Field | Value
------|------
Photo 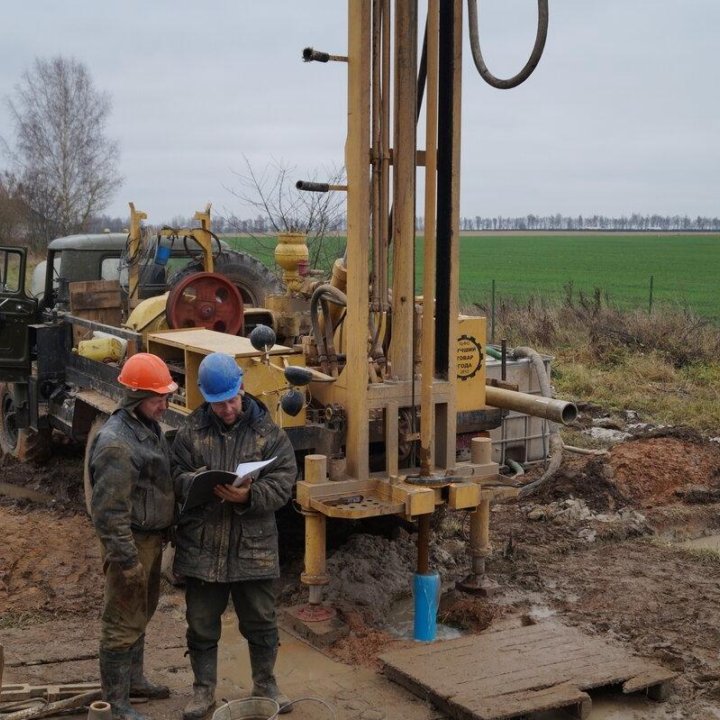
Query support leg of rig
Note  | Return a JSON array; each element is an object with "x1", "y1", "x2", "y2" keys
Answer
[
  {"x1": 297, "y1": 455, "x2": 334, "y2": 622},
  {"x1": 457, "y1": 437, "x2": 498, "y2": 595}
]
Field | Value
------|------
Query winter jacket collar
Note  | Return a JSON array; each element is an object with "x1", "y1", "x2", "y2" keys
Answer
[{"x1": 112, "y1": 407, "x2": 162, "y2": 443}]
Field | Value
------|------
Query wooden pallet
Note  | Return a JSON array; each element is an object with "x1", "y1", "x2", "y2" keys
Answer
[
  {"x1": 0, "y1": 683, "x2": 100, "y2": 703},
  {"x1": 380, "y1": 621, "x2": 675, "y2": 720}
]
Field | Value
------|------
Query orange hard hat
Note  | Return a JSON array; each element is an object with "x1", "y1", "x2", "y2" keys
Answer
[{"x1": 118, "y1": 353, "x2": 178, "y2": 394}]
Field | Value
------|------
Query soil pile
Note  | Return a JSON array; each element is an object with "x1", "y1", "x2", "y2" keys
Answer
[
  {"x1": 0, "y1": 444, "x2": 85, "y2": 508},
  {"x1": 529, "y1": 433, "x2": 720, "y2": 511},
  {"x1": 610, "y1": 435, "x2": 720, "y2": 507}
]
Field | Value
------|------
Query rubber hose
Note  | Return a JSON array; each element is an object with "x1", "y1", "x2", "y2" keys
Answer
[{"x1": 511, "y1": 346, "x2": 562, "y2": 498}]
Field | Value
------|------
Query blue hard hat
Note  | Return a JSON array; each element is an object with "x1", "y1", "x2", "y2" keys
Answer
[{"x1": 198, "y1": 353, "x2": 244, "y2": 403}]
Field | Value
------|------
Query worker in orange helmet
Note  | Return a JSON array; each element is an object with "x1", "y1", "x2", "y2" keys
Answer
[{"x1": 88, "y1": 352, "x2": 178, "y2": 720}]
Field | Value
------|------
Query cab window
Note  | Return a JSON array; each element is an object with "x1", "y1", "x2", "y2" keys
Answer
[{"x1": 0, "y1": 249, "x2": 22, "y2": 294}]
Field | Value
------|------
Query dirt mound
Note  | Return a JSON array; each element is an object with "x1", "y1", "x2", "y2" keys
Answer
[
  {"x1": 0, "y1": 505, "x2": 103, "y2": 619},
  {"x1": 0, "y1": 444, "x2": 85, "y2": 511},
  {"x1": 528, "y1": 435, "x2": 720, "y2": 512},
  {"x1": 610, "y1": 436, "x2": 720, "y2": 507},
  {"x1": 438, "y1": 591, "x2": 502, "y2": 633},
  {"x1": 330, "y1": 608, "x2": 408, "y2": 670},
  {"x1": 529, "y1": 454, "x2": 630, "y2": 511}
]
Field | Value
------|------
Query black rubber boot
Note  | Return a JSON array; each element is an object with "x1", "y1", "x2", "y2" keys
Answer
[
  {"x1": 248, "y1": 644, "x2": 292, "y2": 714},
  {"x1": 182, "y1": 647, "x2": 217, "y2": 720},
  {"x1": 99, "y1": 647, "x2": 147, "y2": 720},
  {"x1": 129, "y1": 635, "x2": 170, "y2": 699}
]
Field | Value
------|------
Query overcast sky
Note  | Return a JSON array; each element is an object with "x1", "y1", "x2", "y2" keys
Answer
[{"x1": 2, "y1": 2, "x2": 718, "y2": 223}]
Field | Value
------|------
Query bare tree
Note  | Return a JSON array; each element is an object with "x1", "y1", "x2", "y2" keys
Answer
[
  {"x1": 227, "y1": 157, "x2": 346, "y2": 270},
  {"x1": 2, "y1": 56, "x2": 122, "y2": 247},
  {"x1": 0, "y1": 172, "x2": 29, "y2": 244}
]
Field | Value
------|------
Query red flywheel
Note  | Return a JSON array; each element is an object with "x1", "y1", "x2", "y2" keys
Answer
[{"x1": 166, "y1": 272, "x2": 244, "y2": 335}]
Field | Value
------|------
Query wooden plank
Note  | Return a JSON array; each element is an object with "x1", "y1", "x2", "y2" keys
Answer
[
  {"x1": 69, "y1": 280, "x2": 121, "y2": 311},
  {"x1": 69, "y1": 280, "x2": 123, "y2": 345},
  {"x1": 455, "y1": 684, "x2": 591, "y2": 720},
  {"x1": 148, "y1": 328, "x2": 291, "y2": 356},
  {"x1": 380, "y1": 621, "x2": 675, "y2": 720},
  {"x1": 0, "y1": 683, "x2": 100, "y2": 702}
]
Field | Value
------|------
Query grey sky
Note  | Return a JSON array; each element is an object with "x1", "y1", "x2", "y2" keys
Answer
[{"x1": 2, "y1": 2, "x2": 718, "y2": 223}]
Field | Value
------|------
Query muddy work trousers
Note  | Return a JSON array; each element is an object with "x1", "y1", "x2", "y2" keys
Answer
[
  {"x1": 101, "y1": 531, "x2": 164, "y2": 652},
  {"x1": 185, "y1": 577, "x2": 278, "y2": 653}
]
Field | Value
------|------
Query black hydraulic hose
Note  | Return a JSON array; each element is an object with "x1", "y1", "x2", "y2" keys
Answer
[
  {"x1": 467, "y1": 0, "x2": 549, "y2": 89},
  {"x1": 310, "y1": 284, "x2": 347, "y2": 375},
  {"x1": 417, "y1": 17, "x2": 428, "y2": 122}
]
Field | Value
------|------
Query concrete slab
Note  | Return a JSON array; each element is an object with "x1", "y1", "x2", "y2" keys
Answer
[{"x1": 281, "y1": 605, "x2": 349, "y2": 648}]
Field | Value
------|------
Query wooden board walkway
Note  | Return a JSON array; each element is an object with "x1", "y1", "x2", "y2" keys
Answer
[{"x1": 380, "y1": 621, "x2": 675, "y2": 719}]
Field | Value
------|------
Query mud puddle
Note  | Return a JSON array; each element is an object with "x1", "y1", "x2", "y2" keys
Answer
[{"x1": 383, "y1": 596, "x2": 463, "y2": 641}]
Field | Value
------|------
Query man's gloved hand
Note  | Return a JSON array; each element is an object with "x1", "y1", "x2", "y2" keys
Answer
[{"x1": 118, "y1": 561, "x2": 145, "y2": 588}]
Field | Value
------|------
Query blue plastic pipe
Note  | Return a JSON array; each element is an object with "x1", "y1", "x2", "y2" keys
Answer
[{"x1": 413, "y1": 572, "x2": 440, "y2": 642}]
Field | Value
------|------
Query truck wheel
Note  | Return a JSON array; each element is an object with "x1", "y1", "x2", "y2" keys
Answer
[
  {"x1": 169, "y1": 251, "x2": 284, "y2": 307},
  {"x1": 83, "y1": 414, "x2": 109, "y2": 515},
  {"x1": 0, "y1": 382, "x2": 51, "y2": 462}
]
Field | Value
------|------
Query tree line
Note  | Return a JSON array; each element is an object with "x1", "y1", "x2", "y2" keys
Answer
[{"x1": 456, "y1": 213, "x2": 720, "y2": 232}]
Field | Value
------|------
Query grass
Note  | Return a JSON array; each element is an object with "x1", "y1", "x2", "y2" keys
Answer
[
  {"x1": 223, "y1": 233, "x2": 720, "y2": 321},
  {"x1": 489, "y1": 297, "x2": 720, "y2": 435},
  {"x1": 455, "y1": 233, "x2": 720, "y2": 320}
]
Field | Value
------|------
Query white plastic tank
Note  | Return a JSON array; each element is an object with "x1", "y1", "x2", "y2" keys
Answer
[{"x1": 485, "y1": 354, "x2": 553, "y2": 466}]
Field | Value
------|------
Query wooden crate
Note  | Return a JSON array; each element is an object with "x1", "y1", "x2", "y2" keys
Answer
[{"x1": 69, "y1": 280, "x2": 122, "y2": 345}]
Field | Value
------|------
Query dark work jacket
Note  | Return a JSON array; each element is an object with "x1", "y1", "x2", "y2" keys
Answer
[
  {"x1": 89, "y1": 408, "x2": 175, "y2": 566},
  {"x1": 171, "y1": 395, "x2": 297, "y2": 583}
]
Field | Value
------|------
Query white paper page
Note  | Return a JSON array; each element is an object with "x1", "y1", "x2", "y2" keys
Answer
[{"x1": 233, "y1": 457, "x2": 276, "y2": 485}]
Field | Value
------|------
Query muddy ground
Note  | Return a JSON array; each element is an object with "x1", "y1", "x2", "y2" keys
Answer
[{"x1": 2, "y1": 426, "x2": 720, "y2": 718}]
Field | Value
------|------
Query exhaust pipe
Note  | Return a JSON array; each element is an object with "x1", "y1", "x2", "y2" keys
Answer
[{"x1": 485, "y1": 385, "x2": 577, "y2": 425}]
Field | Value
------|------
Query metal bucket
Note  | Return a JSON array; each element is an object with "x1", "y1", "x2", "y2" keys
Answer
[{"x1": 211, "y1": 697, "x2": 280, "y2": 720}]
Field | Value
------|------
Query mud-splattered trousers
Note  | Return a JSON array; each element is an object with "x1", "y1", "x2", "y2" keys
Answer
[
  {"x1": 171, "y1": 396, "x2": 297, "y2": 653},
  {"x1": 90, "y1": 408, "x2": 175, "y2": 651}
]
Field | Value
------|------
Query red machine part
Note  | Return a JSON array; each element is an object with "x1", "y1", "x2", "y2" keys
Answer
[{"x1": 166, "y1": 272, "x2": 244, "y2": 335}]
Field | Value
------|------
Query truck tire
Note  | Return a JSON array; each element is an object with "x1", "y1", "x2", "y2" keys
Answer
[
  {"x1": 83, "y1": 414, "x2": 108, "y2": 515},
  {"x1": 0, "y1": 382, "x2": 51, "y2": 462},
  {"x1": 169, "y1": 251, "x2": 284, "y2": 307}
]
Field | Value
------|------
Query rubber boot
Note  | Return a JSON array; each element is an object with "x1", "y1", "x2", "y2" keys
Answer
[
  {"x1": 248, "y1": 644, "x2": 292, "y2": 715},
  {"x1": 99, "y1": 647, "x2": 147, "y2": 720},
  {"x1": 129, "y1": 635, "x2": 170, "y2": 699},
  {"x1": 182, "y1": 648, "x2": 217, "y2": 720}
]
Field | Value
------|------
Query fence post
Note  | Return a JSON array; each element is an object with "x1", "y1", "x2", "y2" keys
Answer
[
  {"x1": 648, "y1": 275, "x2": 654, "y2": 314},
  {"x1": 491, "y1": 279, "x2": 496, "y2": 344}
]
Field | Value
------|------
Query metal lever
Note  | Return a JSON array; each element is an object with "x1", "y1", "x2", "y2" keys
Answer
[
  {"x1": 302, "y1": 47, "x2": 348, "y2": 63},
  {"x1": 295, "y1": 180, "x2": 347, "y2": 193}
]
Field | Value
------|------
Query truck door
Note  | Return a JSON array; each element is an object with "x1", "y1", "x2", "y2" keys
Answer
[{"x1": 0, "y1": 247, "x2": 38, "y2": 381}]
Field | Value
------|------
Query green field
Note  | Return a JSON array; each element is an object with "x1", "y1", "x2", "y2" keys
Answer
[{"x1": 224, "y1": 233, "x2": 720, "y2": 320}]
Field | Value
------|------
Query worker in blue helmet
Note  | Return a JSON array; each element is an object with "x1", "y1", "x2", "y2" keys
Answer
[{"x1": 171, "y1": 353, "x2": 297, "y2": 717}]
